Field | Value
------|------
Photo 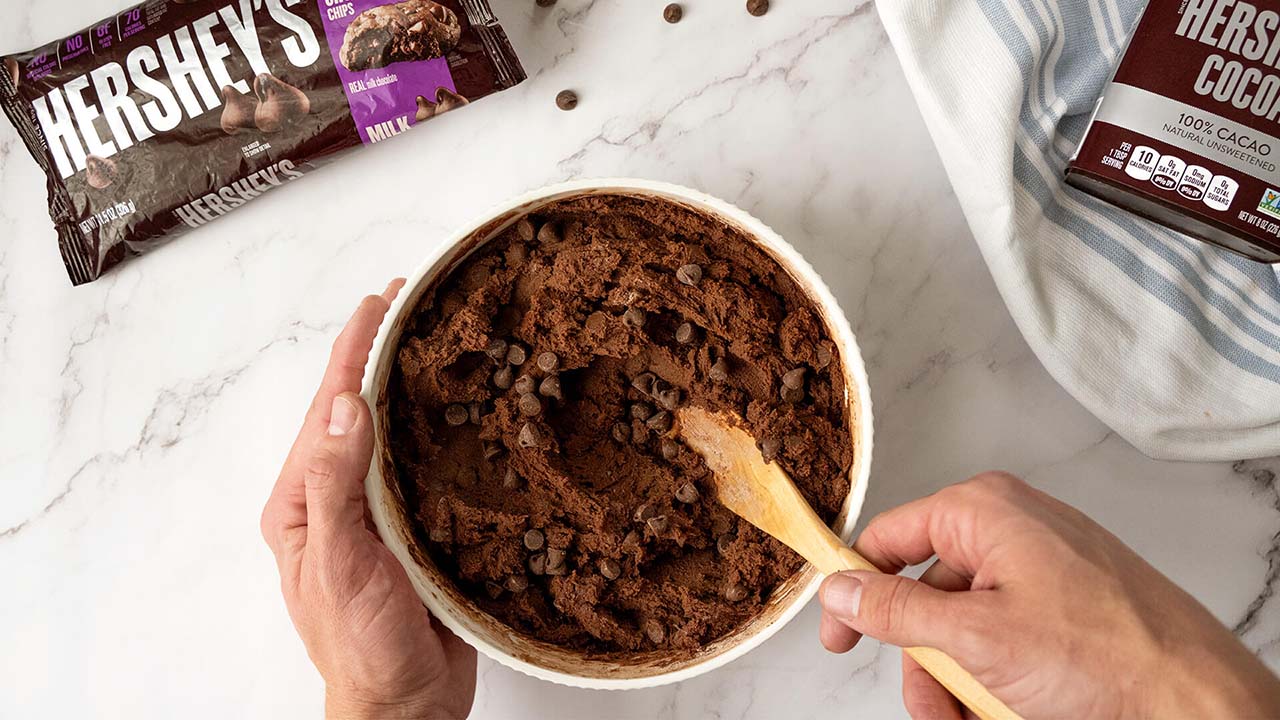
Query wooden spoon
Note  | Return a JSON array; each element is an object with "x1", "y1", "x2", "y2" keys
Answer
[{"x1": 677, "y1": 406, "x2": 1021, "y2": 720}]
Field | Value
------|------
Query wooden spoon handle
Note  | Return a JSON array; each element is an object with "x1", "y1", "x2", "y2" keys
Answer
[{"x1": 814, "y1": 535, "x2": 1022, "y2": 720}]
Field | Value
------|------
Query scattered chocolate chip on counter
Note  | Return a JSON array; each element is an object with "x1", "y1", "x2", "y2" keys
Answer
[
  {"x1": 664, "y1": 3, "x2": 683, "y2": 23},
  {"x1": 746, "y1": 0, "x2": 769, "y2": 16},
  {"x1": 555, "y1": 89, "x2": 578, "y2": 111}
]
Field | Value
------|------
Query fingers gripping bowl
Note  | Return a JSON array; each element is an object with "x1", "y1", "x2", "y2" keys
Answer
[{"x1": 360, "y1": 179, "x2": 874, "y2": 688}]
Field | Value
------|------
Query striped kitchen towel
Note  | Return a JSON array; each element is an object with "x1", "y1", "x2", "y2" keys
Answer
[{"x1": 875, "y1": 0, "x2": 1280, "y2": 460}]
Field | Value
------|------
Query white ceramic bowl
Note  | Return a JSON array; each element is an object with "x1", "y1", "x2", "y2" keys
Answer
[{"x1": 360, "y1": 178, "x2": 874, "y2": 689}]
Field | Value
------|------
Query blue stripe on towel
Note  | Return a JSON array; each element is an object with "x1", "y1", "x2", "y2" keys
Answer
[{"x1": 1015, "y1": 143, "x2": 1280, "y2": 382}]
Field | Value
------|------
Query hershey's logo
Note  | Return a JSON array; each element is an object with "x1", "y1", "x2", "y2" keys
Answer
[
  {"x1": 34, "y1": 0, "x2": 320, "y2": 181},
  {"x1": 174, "y1": 158, "x2": 305, "y2": 227},
  {"x1": 1176, "y1": 0, "x2": 1280, "y2": 121}
]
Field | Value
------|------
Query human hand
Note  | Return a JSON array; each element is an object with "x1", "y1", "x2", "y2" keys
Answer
[
  {"x1": 261, "y1": 281, "x2": 477, "y2": 720},
  {"x1": 818, "y1": 472, "x2": 1280, "y2": 719}
]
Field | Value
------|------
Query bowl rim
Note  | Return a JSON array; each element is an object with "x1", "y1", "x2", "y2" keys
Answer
[{"x1": 360, "y1": 177, "x2": 874, "y2": 689}]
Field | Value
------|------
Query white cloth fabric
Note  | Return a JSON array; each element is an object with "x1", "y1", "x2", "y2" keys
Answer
[{"x1": 875, "y1": 0, "x2": 1280, "y2": 460}]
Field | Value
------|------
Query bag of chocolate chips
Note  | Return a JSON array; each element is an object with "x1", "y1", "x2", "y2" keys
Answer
[{"x1": 0, "y1": 0, "x2": 525, "y2": 285}]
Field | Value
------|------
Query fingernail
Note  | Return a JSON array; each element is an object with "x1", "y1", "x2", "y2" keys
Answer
[
  {"x1": 823, "y1": 573, "x2": 862, "y2": 620},
  {"x1": 329, "y1": 395, "x2": 358, "y2": 436}
]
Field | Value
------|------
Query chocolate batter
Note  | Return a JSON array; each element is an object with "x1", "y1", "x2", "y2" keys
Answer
[{"x1": 388, "y1": 193, "x2": 854, "y2": 656}]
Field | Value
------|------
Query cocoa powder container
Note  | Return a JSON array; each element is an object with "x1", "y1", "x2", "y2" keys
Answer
[
  {"x1": 358, "y1": 179, "x2": 875, "y2": 688},
  {"x1": 1067, "y1": 0, "x2": 1280, "y2": 263}
]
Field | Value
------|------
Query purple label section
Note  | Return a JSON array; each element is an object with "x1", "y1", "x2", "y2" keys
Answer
[
  {"x1": 119, "y1": 6, "x2": 147, "y2": 40},
  {"x1": 26, "y1": 46, "x2": 58, "y2": 82},
  {"x1": 60, "y1": 32, "x2": 91, "y2": 65},
  {"x1": 92, "y1": 21, "x2": 116, "y2": 52},
  {"x1": 317, "y1": 0, "x2": 456, "y2": 145}
]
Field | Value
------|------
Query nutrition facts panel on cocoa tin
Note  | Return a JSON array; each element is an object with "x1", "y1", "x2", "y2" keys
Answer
[{"x1": 1119, "y1": 143, "x2": 1239, "y2": 212}]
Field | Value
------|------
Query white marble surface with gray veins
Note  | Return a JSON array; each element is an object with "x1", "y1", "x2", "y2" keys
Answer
[{"x1": 1, "y1": 0, "x2": 1278, "y2": 717}]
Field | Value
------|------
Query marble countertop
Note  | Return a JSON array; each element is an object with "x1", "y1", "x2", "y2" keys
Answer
[{"x1": 2, "y1": 0, "x2": 1279, "y2": 717}]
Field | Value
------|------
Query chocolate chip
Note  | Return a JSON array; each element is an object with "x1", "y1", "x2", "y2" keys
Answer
[
  {"x1": 782, "y1": 367, "x2": 807, "y2": 390},
  {"x1": 675, "y1": 322, "x2": 698, "y2": 344},
  {"x1": 761, "y1": 437, "x2": 781, "y2": 463},
  {"x1": 724, "y1": 583, "x2": 748, "y2": 602},
  {"x1": 599, "y1": 558, "x2": 622, "y2": 580},
  {"x1": 711, "y1": 515, "x2": 733, "y2": 535},
  {"x1": 676, "y1": 263, "x2": 703, "y2": 286},
  {"x1": 716, "y1": 533, "x2": 734, "y2": 554},
  {"x1": 506, "y1": 343, "x2": 528, "y2": 366},
  {"x1": 545, "y1": 548, "x2": 567, "y2": 575},
  {"x1": 537, "y1": 222, "x2": 561, "y2": 244},
  {"x1": 816, "y1": 343, "x2": 834, "y2": 369},
  {"x1": 623, "y1": 306, "x2": 646, "y2": 328},
  {"x1": 611, "y1": 422, "x2": 631, "y2": 443},
  {"x1": 493, "y1": 365, "x2": 514, "y2": 390},
  {"x1": 643, "y1": 619, "x2": 666, "y2": 645},
  {"x1": 537, "y1": 351, "x2": 560, "y2": 373},
  {"x1": 523, "y1": 528, "x2": 545, "y2": 551},
  {"x1": 85, "y1": 154, "x2": 119, "y2": 189},
  {"x1": 503, "y1": 467, "x2": 522, "y2": 489},
  {"x1": 646, "y1": 410, "x2": 673, "y2": 434},
  {"x1": 429, "y1": 524, "x2": 449, "y2": 543},
  {"x1": 536, "y1": 0, "x2": 556, "y2": 6},
  {"x1": 663, "y1": 3, "x2": 682, "y2": 22},
  {"x1": 518, "y1": 422, "x2": 542, "y2": 448},
  {"x1": 485, "y1": 337, "x2": 509, "y2": 362},
  {"x1": 528, "y1": 552, "x2": 547, "y2": 575},
  {"x1": 746, "y1": 0, "x2": 768, "y2": 16},
  {"x1": 254, "y1": 73, "x2": 311, "y2": 132},
  {"x1": 780, "y1": 385, "x2": 805, "y2": 404},
  {"x1": 505, "y1": 574, "x2": 529, "y2": 592},
  {"x1": 508, "y1": 244, "x2": 529, "y2": 264},
  {"x1": 444, "y1": 404, "x2": 469, "y2": 426},
  {"x1": 485, "y1": 581, "x2": 504, "y2": 599},
  {"x1": 468, "y1": 402, "x2": 482, "y2": 425},
  {"x1": 622, "y1": 529, "x2": 641, "y2": 548},
  {"x1": 709, "y1": 357, "x2": 730, "y2": 383},
  {"x1": 675, "y1": 482, "x2": 699, "y2": 504},
  {"x1": 646, "y1": 515, "x2": 669, "y2": 533},
  {"x1": 631, "y1": 402, "x2": 654, "y2": 422},
  {"x1": 514, "y1": 374, "x2": 536, "y2": 395},
  {"x1": 660, "y1": 437, "x2": 680, "y2": 461},
  {"x1": 515, "y1": 218, "x2": 536, "y2": 242},
  {"x1": 634, "y1": 503, "x2": 658, "y2": 522},
  {"x1": 555, "y1": 89, "x2": 578, "y2": 110},
  {"x1": 518, "y1": 393, "x2": 543, "y2": 417},
  {"x1": 631, "y1": 372, "x2": 657, "y2": 395},
  {"x1": 483, "y1": 441, "x2": 505, "y2": 461},
  {"x1": 539, "y1": 375, "x2": 563, "y2": 400},
  {"x1": 655, "y1": 387, "x2": 682, "y2": 411}
]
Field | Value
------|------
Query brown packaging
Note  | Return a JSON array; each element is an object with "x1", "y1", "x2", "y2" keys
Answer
[
  {"x1": 1066, "y1": 0, "x2": 1280, "y2": 263},
  {"x1": 0, "y1": 0, "x2": 525, "y2": 285}
]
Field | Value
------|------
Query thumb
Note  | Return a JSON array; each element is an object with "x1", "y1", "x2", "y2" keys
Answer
[
  {"x1": 304, "y1": 392, "x2": 375, "y2": 544},
  {"x1": 819, "y1": 571, "x2": 986, "y2": 656}
]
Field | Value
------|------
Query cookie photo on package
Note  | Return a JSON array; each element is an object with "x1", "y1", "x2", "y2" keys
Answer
[{"x1": 0, "y1": 0, "x2": 525, "y2": 286}]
